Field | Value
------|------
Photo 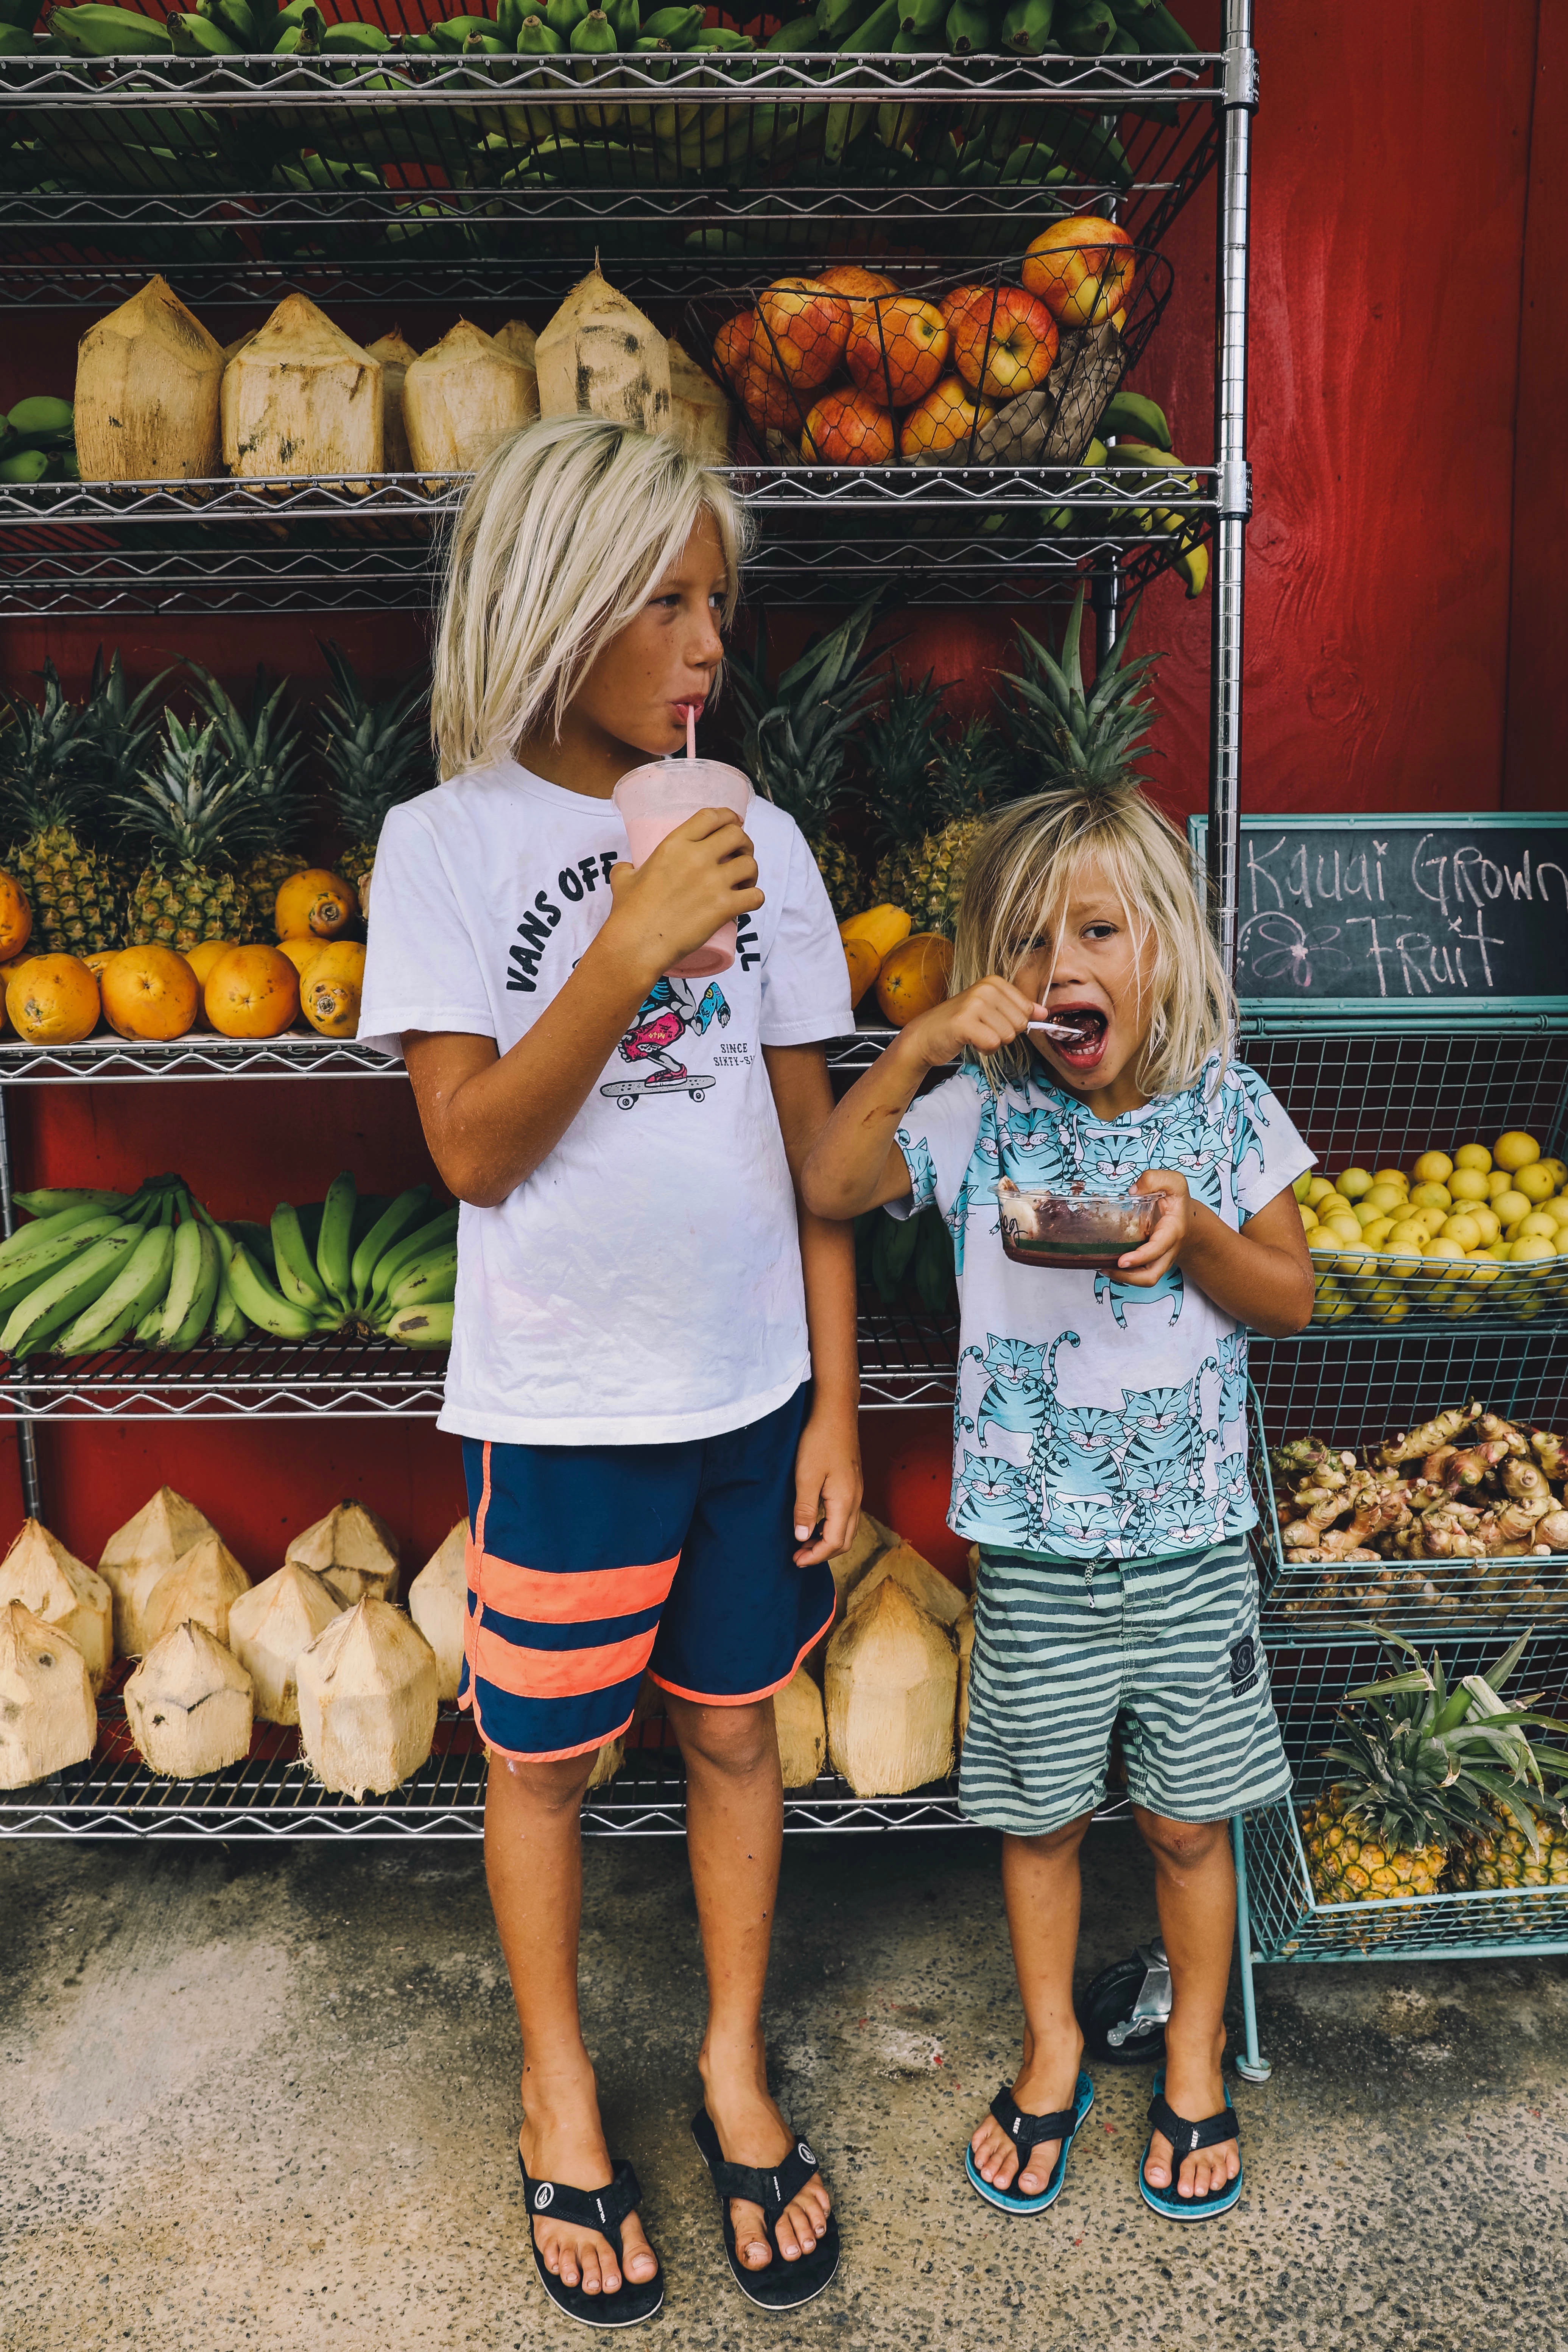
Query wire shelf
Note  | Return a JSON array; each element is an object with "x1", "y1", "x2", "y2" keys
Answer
[
  {"x1": 1239, "y1": 1796, "x2": 1568, "y2": 1965},
  {"x1": 1241, "y1": 1029, "x2": 1568, "y2": 1176},
  {"x1": 1266, "y1": 1629, "x2": 1568, "y2": 1777},
  {"x1": 0, "y1": 1031, "x2": 405, "y2": 1081},
  {"x1": 0, "y1": 50, "x2": 1222, "y2": 268},
  {"x1": 0, "y1": 1679, "x2": 982, "y2": 1838}
]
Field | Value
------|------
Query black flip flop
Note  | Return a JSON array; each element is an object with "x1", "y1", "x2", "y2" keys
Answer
[
  {"x1": 518, "y1": 2148, "x2": 664, "y2": 2329},
  {"x1": 690, "y1": 2106, "x2": 840, "y2": 2312},
  {"x1": 1138, "y1": 2072, "x2": 1243, "y2": 2221},
  {"x1": 964, "y1": 2072, "x2": 1095, "y2": 2213}
]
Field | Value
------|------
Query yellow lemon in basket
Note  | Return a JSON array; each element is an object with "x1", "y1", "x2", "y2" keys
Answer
[
  {"x1": 1494, "y1": 1130, "x2": 1541, "y2": 1172},
  {"x1": 1448, "y1": 1166, "x2": 1490, "y2": 1203},
  {"x1": 1292, "y1": 1172, "x2": 1312, "y2": 1202},
  {"x1": 1494, "y1": 1188, "x2": 1532, "y2": 1228},
  {"x1": 1306, "y1": 1176, "x2": 1337, "y2": 1206},
  {"x1": 1439, "y1": 1212, "x2": 1483, "y2": 1250},
  {"x1": 1321, "y1": 1218, "x2": 1362, "y2": 1248},
  {"x1": 1360, "y1": 1216, "x2": 1394, "y2": 1248},
  {"x1": 1352, "y1": 1200, "x2": 1384, "y2": 1227},
  {"x1": 1541, "y1": 1156, "x2": 1568, "y2": 1189},
  {"x1": 1516, "y1": 1210, "x2": 1559, "y2": 1242},
  {"x1": 1409, "y1": 1181, "x2": 1451, "y2": 1213},
  {"x1": 1385, "y1": 1219, "x2": 1430, "y2": 1250},
  {"x1": 1510, "y1": 1232, "x2": 1557, "y2": 1264},
  {"x1": 1363, "y1": 1183, "x2": 1406, "y2": 1216},
  {"x1": 1336, "y1": 1167, "x2": 1374, "y2": 1200},
  {"x1": 1468, "y1": 1204, "x2": 1501, "y2": 1245},
  {"x1": 1515, "y1": 1161, "x2": 1556, "y2": 1203},
  {"x1": 1454, "y1": 1142, "x2": 1493, "y2": 1173},
  {"x1": 1298, "y1": 1202, "x2": 1319, "y2": 1231},
  {"x1": 1373, "y1": 1167, "x2": 1409, "y2": 1189},
  {"x1": 1543, "y1": 1197, "x2": 1568, "y2": 1229},
  {"x1": 1411, "y1": 1151, "x2": 1453, "y2": 1184}
]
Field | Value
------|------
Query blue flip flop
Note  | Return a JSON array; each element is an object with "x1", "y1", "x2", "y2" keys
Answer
[
  {"x1": 1138, "y1": 2069, "x2": 1243, "y2": 2220},
  {"x1": 964, "y1": 2072, "x2": 1095, "y2": 2215}
]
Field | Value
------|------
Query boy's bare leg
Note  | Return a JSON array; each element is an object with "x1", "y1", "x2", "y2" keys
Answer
[
  {"x1": 1134, "y1": 1809, "x2": 1240, "y2": 2201},
  {"x1": 663, "y1": 1691, "x2": 833, "y2": 2273},
  {"x1": 485, "y1": 1750, "x2": 659, "y2": 2299},
  {"x1": 969, "y1": 1813, "x2": 1092, "y2": 2195}
]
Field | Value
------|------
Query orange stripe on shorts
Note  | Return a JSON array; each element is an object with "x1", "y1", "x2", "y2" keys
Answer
[
  {"x1": 469, "y1": 1548, "x2": 680, "y2": 1626},
  {"x1": 470, "y1": 1620, "x2": 659, "y2": 1701}
]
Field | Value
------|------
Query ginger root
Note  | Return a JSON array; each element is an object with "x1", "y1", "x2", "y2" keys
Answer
[
  {"x1": 1536, "y1": 1508, "x2": 1568, "y2": 1552},
  {"x1": 1530, "y1": 1428, "x2": 1565, "y2": 1480},
  {"x1": 1502, "y1": 1458, "x2": 1552, "y2": 1503},
  {"x1": 1477, "y1": 1411, "x2": 1529, "y2": 1456},
  {"x1": 1377, "y1": 1404, "x2": 1477, "y2": 1467}
]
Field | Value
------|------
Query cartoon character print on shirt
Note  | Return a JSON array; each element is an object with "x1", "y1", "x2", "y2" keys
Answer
[
  {"x1": 1213, "y1": 1327, "x2": 1249, "y2": 1438},
  {"x1": 898, "y1": 1129, "x2": 937, "y2": 1213},
  {"x1": 1143, "y1": 1484, "x2": 1221, "y2": 1552},
  {"x1": 953, "y1": 1449, "x2": 1035, "y2": 1544},
  {"x1": 1120, "y1": 1381, "x2": 1205, "y2": 1489},
  {"x1": 1001, "y1": 1103, "x2": 1070, "y2": 1186},
  {"x1": 1093, "y1": 1262, "x2": 1184, "y2": 1330},
  {"x1": 602, "y1": 977, "x2": 728, "y2": 1106},
  {"x1": 1213, "y1": 1450, "x2": 1252, "y2": 1518},
  {"x1": 972, "y1": 1336, "x2": 1049, "y2": 1446}
]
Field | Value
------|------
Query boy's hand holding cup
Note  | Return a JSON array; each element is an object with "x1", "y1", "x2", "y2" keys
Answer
[{"x1": 609, "y1": 755, "x2": 763, "y2": 983}]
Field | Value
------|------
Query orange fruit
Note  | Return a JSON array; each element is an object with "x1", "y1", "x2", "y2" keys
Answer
[
  {"x1": 204, "y1": 945, "x2": 301, "y2": 1039},
  {"x1": 275, "y1": 937, "x2": 320, "y2": 977},
  {"x1": 81, "y1": 951, "x2": 116, "y2": 979},
  {"x1": 274, "y1": 868, "x2": 356, "y2": 942},
  {"x1": 842, "y1": 934, "x2": 881, "y2": 1010},
  {"x1": 299, "y1": 941, "x2": 365, "y2": 1039},
  {"x1": 876, "y1": 932, "x2": 953, "y2": 1027},
  {"x1": 6, "y1": 953, "x2": 100, "y2": 1046},
  {"x1": 183, "y1": 941, "x2": 235, "y2": 990},
  {"x1": 840, "y1": 905, "x2": 912, "y2": 961},
  {"x1": 0, "y1": 871, "x2": 32, "y2": 961},
  {"x1": 99, "y1": 945, "x2": 199, "y2": 1042}
]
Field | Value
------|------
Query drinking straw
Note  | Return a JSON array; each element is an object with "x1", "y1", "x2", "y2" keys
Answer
[{"x1": 685, "y1": 704, "x2": 697, "y2": 759}]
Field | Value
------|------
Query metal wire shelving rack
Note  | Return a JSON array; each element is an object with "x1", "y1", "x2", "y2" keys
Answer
[{"x1": 0, "y1": 5, "x2": 1260, "y2": 1840}]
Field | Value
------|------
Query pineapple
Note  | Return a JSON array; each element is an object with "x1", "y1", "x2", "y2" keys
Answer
[
  {"x1": 0, "y1": 659, "x2": 128, "y2": 955},
  {"x1": 727, "y1": 592, "x2": 886, "y2": 921},
  {"x1": 186, "y1": 662, "x2": 310, "y2": 943},
  {"x1": 1302, "y1": 1628, "x2": 1568, "y2": 1910},
  {"x1": 318, "y1": 640, "x2": 432, "y2": 910},
  {"x1": 1000, "y1": 581, "x2": 1160, "y2": 799},
  {"x1": 117, "y1": 711, "x2": 264, "y2": 950},
  {"x1": 866, "y1": 665, "x2": 1013, "y2": 938}
]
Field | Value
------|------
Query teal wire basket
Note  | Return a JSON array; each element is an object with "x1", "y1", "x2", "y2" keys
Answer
[{"x1": 1239, "y1": 1796, "x2": 1568, "y2": 1965}]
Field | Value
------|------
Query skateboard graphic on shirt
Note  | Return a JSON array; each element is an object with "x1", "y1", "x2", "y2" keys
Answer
[{"x1": 601, "y1": 977, "x2": 729, "y2": 1109}]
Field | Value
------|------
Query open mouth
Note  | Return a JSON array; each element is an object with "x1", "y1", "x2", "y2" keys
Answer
[{"x1": 1042, "y1": 1006, "x2": 1108, "y2": 1068}]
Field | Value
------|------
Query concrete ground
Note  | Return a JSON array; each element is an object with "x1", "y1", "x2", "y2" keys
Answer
[{"x1": 3, "y1": 1824, "x2": 1566, "y2": 2352}]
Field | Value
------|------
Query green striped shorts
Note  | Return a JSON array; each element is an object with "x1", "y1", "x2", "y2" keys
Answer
[{"x1": 959, "y1": 1533, "x2": 1292, "y2": 1837}]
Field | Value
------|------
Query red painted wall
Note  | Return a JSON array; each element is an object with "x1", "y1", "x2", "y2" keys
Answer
[{"x1": 0, "y1": 2, "x2": 1561, "y2": 1576}]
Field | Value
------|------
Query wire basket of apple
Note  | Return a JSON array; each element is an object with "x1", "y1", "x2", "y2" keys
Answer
[{"x1": 691, "y1": 220, "x2": 1172, "y2": 476}]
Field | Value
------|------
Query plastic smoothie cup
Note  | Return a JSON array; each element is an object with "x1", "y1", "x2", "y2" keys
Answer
[{"x1": 612, "y1": 752, "x2": 754, "y2": 980}]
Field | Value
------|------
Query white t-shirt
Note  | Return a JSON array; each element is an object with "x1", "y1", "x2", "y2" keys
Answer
[
  {"x1": 891, "y1": 1058, "x2": 1314, "y2": 1559},
  {"x1": 358, "y1": 760, "x2": 851, "y2": 1445}
]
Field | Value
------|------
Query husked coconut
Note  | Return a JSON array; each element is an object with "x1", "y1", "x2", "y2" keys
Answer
[
  {"x1": 775, "y1": 1664, "x2": 826, "y2": 1787},
  {"x1": 365, "y1": 327, "x2": 420, "y2": 472},
  {"x1": 849, "y1": 1539, "x2": 967, "y2": 1631},
  {"x1": 222, "y1": 291, "x2": 382, "y2": 479},
  {"x1": 668, "y1": 338, "x2": 733, "y2": 461},
  {"x1": 0, "y1": 1601, "x2": 96, "y2": 1789},
  {"x1": 407, "y1": 1519, "x2": 467, "y2": 1703},
  {"x1": 585, "y1": 1734, "x2": 623, "y2": 1790},
  {"x1": 125, "y1": 1621, "x2": 254, "y2": 1778},
  {"x1": 864, "y1": 1512, "x2": 899, "y2": 1551},
  {"x1": 74, "y1": 274, "x2": 225, "y2": 483},
  {"x1": 493, "y1": 316, "x2": 538, "y2": 372},
  {"x1": 141, "y1": 1531, "x2": 251, "y2": 1651},
  {"x1": 285, "y1": 1499, "x2": 400, "y2": 1606},
  {"x1": 403, "y1": 320, "x2": 537, "y2": 475},
  {"x1": 297, "y1": 1598, "x2": 438, "y2": 1800},
  {"x1": 955, "y1": 1600, "x2": 974, "y2": 1746},
  {"x1": 825, "y1": 1580, "x2": 955, "y2": 1798},
  {"x1": 0, "y1": 1519, "x2": 113, "y2": 1691},
  {"x1": 536, "y1": 268, "x2": 671, "y2": 436},
  {"x1": 828, "y1": 1514, "x2": 884, "y2": 1612},
  {"x1": 227, "y1": 1562, "x2": 343, "y2": 1725},
  {"x1": 97, "y1": 1484, "x2": 216, "y2": 1657},
  {"x1": 222, "y1": 329, "x2": 256, "y2": 364}
]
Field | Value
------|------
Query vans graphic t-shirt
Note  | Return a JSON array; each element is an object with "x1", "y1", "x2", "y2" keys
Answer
[
  {"x1": 358, "y1": 760, "x2": 851, "y2": 1445},
  {"x1": 890, "y1": 1059, "x2": 1314, "y2": 1559}
]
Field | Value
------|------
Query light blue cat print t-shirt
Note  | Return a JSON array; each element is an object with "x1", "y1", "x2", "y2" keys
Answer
[{"x1": 890, "y1": 1058, "x2": 1314, "y2": 1560}]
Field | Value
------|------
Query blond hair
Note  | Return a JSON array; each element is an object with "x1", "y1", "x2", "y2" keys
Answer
[
  {"x1": 952, "y1": 783, "x2": 1235, "y2": 1099},
  {"x1": 430, "y1": 414, "x2": 752, "y2": 780}
]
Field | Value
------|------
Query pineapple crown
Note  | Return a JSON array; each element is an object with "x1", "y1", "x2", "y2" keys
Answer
[
  {"x1": 1327, "y1": 1626, "x2": 1568, "y2": 1856},
  {"x1": 998, "y1": 585, "x2": 1161, "y2": 800},
  {"x1": 185, "y1": 660, "x2": 310, "y2": 852},
  {"x1": 117, "y1": 710, "x2": 272, "y2": 869},
  {"x1": 317, "y1": 639, "x2": 433, "y2": 843},
  {"x1": 0, "y1": 659, "x2": 101, "y2": 842},
  {"x1": 862, "y1": 665, "x2": 1015, "y2": 856},
  {"x1": 727, "y1": 590, "x2": 889, "y2": 832},
  {"x1": 76, "y1": 645, "x2": 173, "y2": 801}
]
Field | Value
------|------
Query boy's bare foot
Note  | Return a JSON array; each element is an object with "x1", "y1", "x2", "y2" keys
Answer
[
  {"x1": 698, "y1": 2046, "x2": 831, "y2": 2269},
  {"x1": 969, "y1": 2027, "x2": 1086, "y2": 2197},
  {"x1": 519, "y1": 2078, "x2": 659, "y2": 2298},
  {"x1": 1143, "y1": 2030, "x2": 1239, "y2": 2202}
]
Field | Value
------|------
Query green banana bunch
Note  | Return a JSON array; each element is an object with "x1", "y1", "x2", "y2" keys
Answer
[{"x1": 50, "y1": 3, "x2": 170, "y2": 53}]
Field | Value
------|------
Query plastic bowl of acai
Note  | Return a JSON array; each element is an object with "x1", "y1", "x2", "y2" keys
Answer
[{"x1": 993, "y1": 1179, "x2": 1161, "y2": 1269}]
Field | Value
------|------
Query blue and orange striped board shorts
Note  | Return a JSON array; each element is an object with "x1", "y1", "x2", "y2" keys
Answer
[{"x1": 458, "y1": 1382, "x2": 835, "y2": 1762}]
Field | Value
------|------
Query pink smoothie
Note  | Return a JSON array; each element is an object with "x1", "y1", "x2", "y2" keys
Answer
[{"x1": 613, "y1": 757, "x2": 753, "y2": 980}]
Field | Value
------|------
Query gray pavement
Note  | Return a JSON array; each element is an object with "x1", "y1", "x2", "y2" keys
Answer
[{"x1": 3, "y1": 1823, "x2": 1566, "y2": 2352}]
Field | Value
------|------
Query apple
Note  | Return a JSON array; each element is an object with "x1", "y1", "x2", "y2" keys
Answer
[
  {"x1": 755, "y1": 276, "x2": 851, "y2": 391},
  {"x1": 713, "y1": 311, "x2": 806, "y2": 439},
  {"x1": 815, "y1": 264, "x2": 899, "y2": 329},
  {"x1": 941, "y1": 282, "x2": 1058, "y2": 400},
  {"x1": 897, "y1": 374, "x2": 996, "y2": 461},
  {"x1": 802, "y1": 387, "x2": 897, "y2": 464},
  {"x1": 844, "y1": 294, "x2": 950, "y2": 408},
  {"x1": 1021, "y1": 215, "x2": 1138, "y2": 329}
]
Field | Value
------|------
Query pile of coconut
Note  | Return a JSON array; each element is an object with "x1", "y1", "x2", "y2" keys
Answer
[{"x1": 0, "y1": 1491, "x2": 467, "y2": 1801}]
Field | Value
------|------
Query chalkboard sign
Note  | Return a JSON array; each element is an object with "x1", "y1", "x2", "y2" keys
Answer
[{"x1": 1187, "y1": 814, "x2": 1568, "y2": 1010}]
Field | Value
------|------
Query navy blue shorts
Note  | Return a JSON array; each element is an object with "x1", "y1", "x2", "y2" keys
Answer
[{"x1": 458, "y1": 1382, "x2": 834, "y2": 1761}]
